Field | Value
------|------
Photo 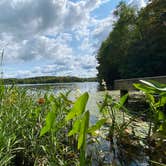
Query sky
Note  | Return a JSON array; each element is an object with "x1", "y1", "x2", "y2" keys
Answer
[{"x1": 0, "y1": 0, "x2": 147, "y2": 78}]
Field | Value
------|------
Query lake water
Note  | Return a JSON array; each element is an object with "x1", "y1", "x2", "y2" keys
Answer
[
  {"x1": 18, "y1": 82, "x2": 99, "y2": 93},
  {"x1": 18, "y1": 82, "x2": 120, "y2": 123}
]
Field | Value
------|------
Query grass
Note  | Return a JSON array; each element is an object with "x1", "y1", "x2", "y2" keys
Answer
[{"x1": 0, "y1": 83, "x2": 79, "y2": 165}]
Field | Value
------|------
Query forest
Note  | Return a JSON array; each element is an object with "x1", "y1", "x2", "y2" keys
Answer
[{"x1": 97, "y1": 0, "x2": 166, "y2": 88}]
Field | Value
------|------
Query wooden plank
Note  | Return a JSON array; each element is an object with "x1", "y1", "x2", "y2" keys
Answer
[{"x1": 114, "y1": 76, "x2": 166, "y2": 90}]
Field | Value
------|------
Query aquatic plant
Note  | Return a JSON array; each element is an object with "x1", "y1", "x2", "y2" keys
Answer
[
  {"x1": 134, "y1": 80, "x2": 166, "y2": 165},
  {"x1": 134, "y1": 80, "x2": 166, "y2": 135}
]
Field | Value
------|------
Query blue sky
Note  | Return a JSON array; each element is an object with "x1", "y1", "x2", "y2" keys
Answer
[{"x1": 0, "y1": 0, "x2": 147, "y2": 78}]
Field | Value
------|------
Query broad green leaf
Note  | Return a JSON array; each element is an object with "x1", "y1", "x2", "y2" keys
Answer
[
  {"x1": 120, "y1": 93, "x2": 128, "y2": 105},
  {"x1": 160, "y1": 95, "x2": 166, "y2": 107},
  {"x1": 88, "y1": 118, "x2": 106, "y2": 135},
  {"x1": 140, "y1": 80, "x2": 166, "y2": 91},
  {"x1": 147, "y1": 94, "x2": 155, "y2": 104},
  {"x1": 66, "y1": 92, "x2": 89, "y2": 121},
  {"x1": 158, "y1": 111, "x2": 165, "y2": 121},
  {"x1": 133, "y1": 83, "x2": 158, "y2": 94},
  {"x1": 78, "y1": 111, "x2": 89, "y2": 149},
  {"x1": 40, "y1": 111, "x2": 56, "y2": 137},
  {"x1": 68, "y1": 119, "x2": 81, "y2": 136},
  {"x1": 161, "y1": 92, "x2": 166, "y2": 97}
]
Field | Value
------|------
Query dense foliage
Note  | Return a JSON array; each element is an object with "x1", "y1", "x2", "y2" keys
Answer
[
  {"x1": 3, "y1": 76, "x2": 97, "y2": 84},
  {"x1": 134, "y1": 80, "x2": 166, "y2": 165},
  {"x1": 97, "y1": 0, "x2": 166, "y2": 88}
]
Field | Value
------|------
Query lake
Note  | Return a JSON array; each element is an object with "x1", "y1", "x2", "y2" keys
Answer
[
  {"x1": 17, "y1": 82, "x2": 99, "y2": 93},
  {"x1": 18, "y1": 81, "x2": 120, "y2": 123}
]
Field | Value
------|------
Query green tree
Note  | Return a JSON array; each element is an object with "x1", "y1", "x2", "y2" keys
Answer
[
  {"x1": 97, "y1": 2, "x2": 138, "y2": 87},
  {"x1": 121, "y1": 0, "x2": 166, "y2": 78},
  {"x1": 97, "y1": 0, "x2": 166, "y2": 87}
]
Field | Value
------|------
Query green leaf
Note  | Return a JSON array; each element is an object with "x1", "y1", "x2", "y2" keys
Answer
[
  {"x1": 160, "y1": 95, "x2": 166, "y2": 107},
  {"x1": 66, "y1": 92, "x2": 89, "y2": 121},
  {"x1": 40, "y1": 111, "x2": 56, "y2": 137},
  {"x1": 158, "y1": 111, "x2": 165, "y2": 121},
  {"x1": 119, "y1": 93, "x2": 128, "y2": 107},
  {"x1": 99, "y1": 93, "x2": 109, "y2": 113},
  {"x1": 147, "y1": 94, "x2": 155, "y2": 104},
  {"x1": 133, "y1": 83, "x2": 158, "y2": 94},
  {"x1": 88, "y1": 118, "x2": 106, "y2": 135},
  {"x1": 155, "y1": 95, "x2": 166, "y2": 108},
  {"x1": 140, "y1": 80, "x2": 166, "y2": 91},
  {"x1": 161, "y1": 92, "x2": 166, "y2": 97},
  {"x1": 150, "y1": 160, "x2": 166, "y2": 166},
  {"x1": 158, "y1": 124, "x2": 164, "y2": 132},
  {"x1": 78, "y1": 111, "x2": 89, "y2": 149},
  {"x1": 60, "y1": 92, "x2": 72, "y2": 105},
  {"x1": 68, "y1": 119, "x2": 81, "y2": 136}
]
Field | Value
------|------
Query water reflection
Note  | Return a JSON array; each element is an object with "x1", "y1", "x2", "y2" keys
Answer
[
  {"x1": 18, "y1": 82, "x2": 101, "y2": 123},
  {"x1": 17, "y1": 82, "x2": 99, "y2": 94}
]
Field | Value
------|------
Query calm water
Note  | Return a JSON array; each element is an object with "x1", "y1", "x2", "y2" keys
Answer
[
  {"x1": 18, "y1": 82, "x2": 121, "y2": 124},
  {"x1": 18, "y1": 82, "x2": 99, "y2": 93},
  {"x1": 18, "y1": 82, "x2": 107, "y2": 123},
  {"x1": 18, "y1": 82, "x2": 119, "y2": 123}
]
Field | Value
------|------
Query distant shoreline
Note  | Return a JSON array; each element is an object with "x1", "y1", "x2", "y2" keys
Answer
[{"x1": 2, "y1": 76, "x2": 97, "y2": 85}]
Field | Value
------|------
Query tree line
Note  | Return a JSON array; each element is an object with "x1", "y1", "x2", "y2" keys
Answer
[
  {"x1": 97, "y1": 0, "x2": 166, "y2": 88},
  {"x1": 3, "y1": 76, "x2": 97, "y2": 84}
]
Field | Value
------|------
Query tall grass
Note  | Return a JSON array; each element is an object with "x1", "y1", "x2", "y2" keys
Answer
[{"x1": 0, "y1": 85, "x2": 78, "y2": 165}]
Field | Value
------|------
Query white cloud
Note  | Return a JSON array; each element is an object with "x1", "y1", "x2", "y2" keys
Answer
[
  {"x1": 4, "y1": 53, "x2": 97, "y2": 78},
  {"x1": 84, "y1": 0, "x2": 110, "y2": 11},
  {"x1": 0, "y1": 0, "x2": 66, "y2": 40},
  {"x1": 128, "y1": 0, "x2": 147, "y2": 9},
  {"x1": 2, "y1": 34, "x2": 73, "y2": 63},
  {"x1": 92, "y1": 14, "x2": 115, "y2": 46},
  {"x1": 0, "y1": 0, "x2": 109, "y2": 40}
]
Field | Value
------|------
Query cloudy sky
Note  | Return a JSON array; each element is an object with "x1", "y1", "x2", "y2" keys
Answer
[{"x1": 0, "y1": 0, "x2": 147, "y2": 78}]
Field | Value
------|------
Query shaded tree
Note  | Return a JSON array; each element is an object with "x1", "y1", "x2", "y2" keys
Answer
[
  {"x1": 97, "y1": 2, "x2": 138, "y2": 87},
  {"x1": 121, "y1": 0, "x2": 166, "y2": 78},
  {"x1": 97, "y1": 0, "x2": 166, "y2": 88}
]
